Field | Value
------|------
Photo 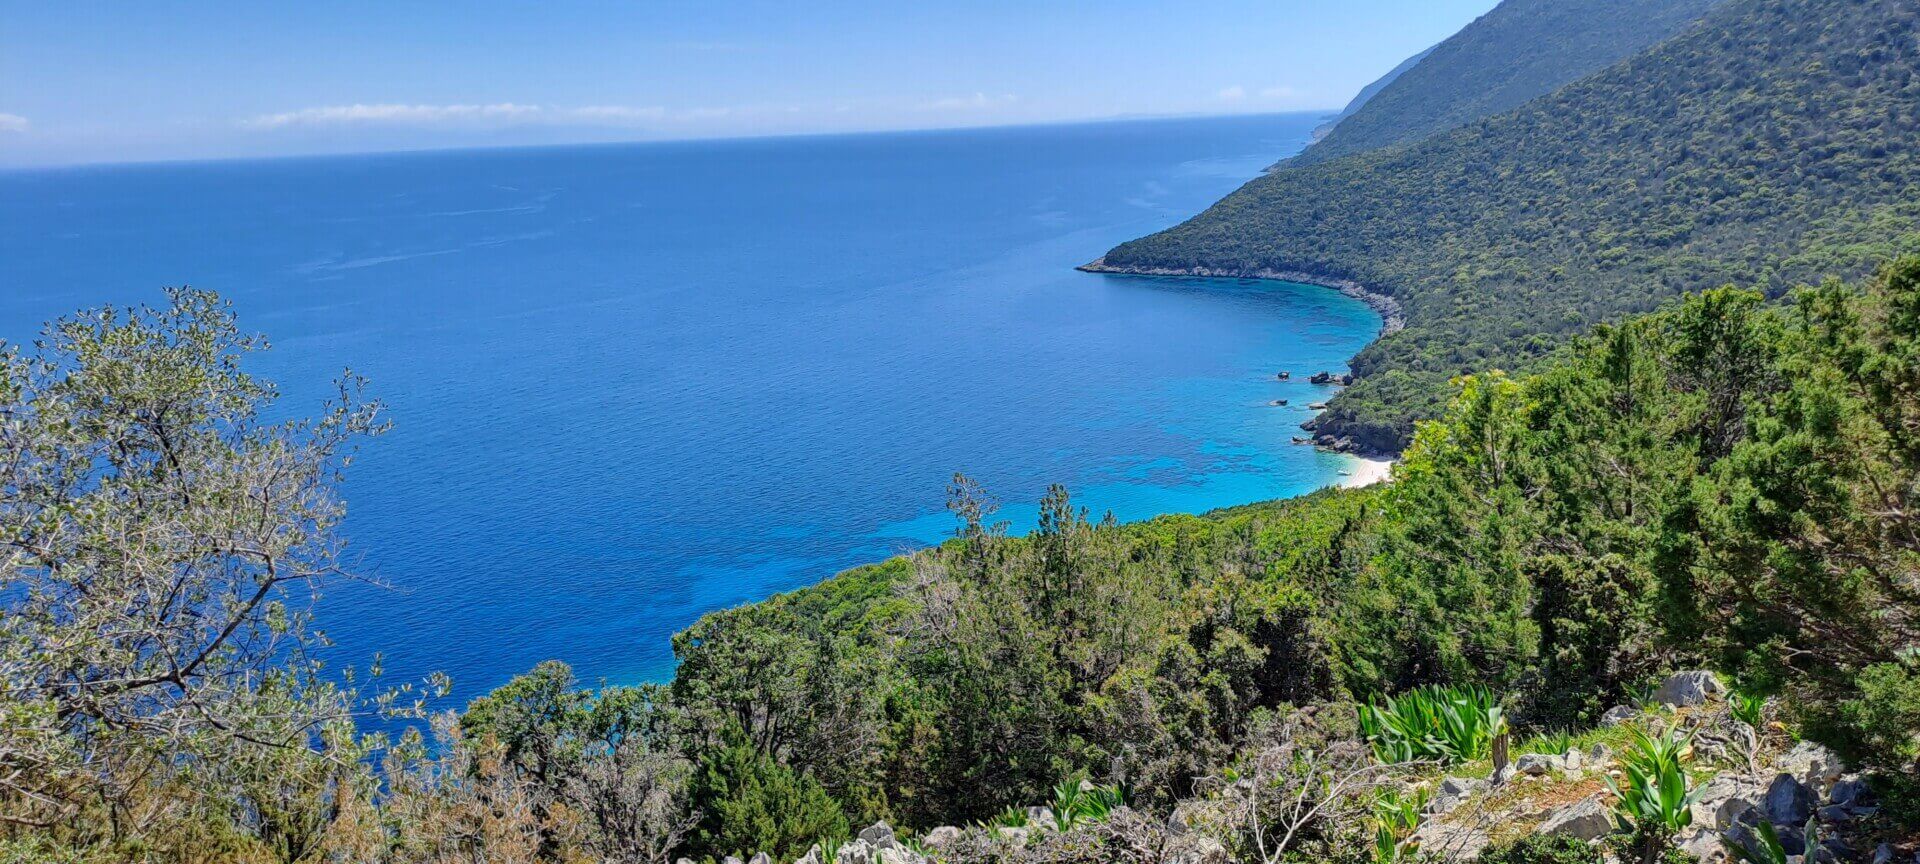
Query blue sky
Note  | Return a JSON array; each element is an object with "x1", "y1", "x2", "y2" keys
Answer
[{"x1": 0, "y1": 1, "x2": 1498, "y2": 167}]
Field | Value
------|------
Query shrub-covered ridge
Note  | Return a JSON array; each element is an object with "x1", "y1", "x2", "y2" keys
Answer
[{"x1": 1102, "y1": 0, "x2": 1920, "y2": 453}]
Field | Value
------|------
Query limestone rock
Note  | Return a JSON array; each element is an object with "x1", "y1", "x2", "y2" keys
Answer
[
  {"x1": 876, "y1": 848, "x2": 921, "y2": 864},
  {"x1": 749, "y1": 854, "x2": 772, "y2": 864},
  {"x1": 993, "y1": 826, "x2": 1028, "y2": 846},
  {"x1": 834, "y1": 839, "x2": 874, "y2": 864},
  {"x1": 1775, "y1": 741, "x2": 1844, "y2": 788},
  {"x1": 1414, "y1": 821, "x2": 1493, "y2": 860},
  {"x1": 1764, "y1": 773, "x2": 1815, "y2": 826},
  {"x1": 923, "y1": 826, "x2": 962, "y2": 849},
  {"x1": 1538, "y1": 794, "x2": 1614, "y2": 841},
  {"x1": 1691, "y1": 774, "x2": 1765, "y2": 829},
  {"x1": 1602, "y1": 705, "x2": 1638, "y2": 725},
  {"x1": 1677, "y1": 826, "x2": 1725, "y2": 864},
  {"x1": 1517, "y1": 753, "x2": 1564, "y2": 776},
  {"x1": 1654, "y1": 671, "x2": 1724, "y2": 707},
  {"x1": 1830, "y1": 778, "x2": 1869, "y2": 807},
  {"x1": 1025, "y1": 806, "x2": 1055, "y2": 829},
  {"x1": 859, "y1": 822, "x2": 897, "y2": 847},
  {"x1": 1429, "y1": 776, "x2": 1487, "y2": 815}
]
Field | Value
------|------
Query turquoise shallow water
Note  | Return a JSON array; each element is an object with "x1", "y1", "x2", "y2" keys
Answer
[{"x1": 0, "y1": 113, "x2": 1380, "y2": 699}]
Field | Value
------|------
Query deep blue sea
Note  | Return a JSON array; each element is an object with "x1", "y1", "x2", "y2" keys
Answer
[{"x1": 0, "y1": 113, "x2": 1380, "y2": 702}]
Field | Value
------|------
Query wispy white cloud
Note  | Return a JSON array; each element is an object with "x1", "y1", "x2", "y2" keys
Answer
[
  {"x1": 1215, "y1": 85, "x2": 1246, "y2": 102},
  {"x1": 245, "y1": 103, "x2": 545, "y2": 129},
  {"x1": 243, "y1": 102, "x2": 783, "y2": 131},
  {"x1": 918, "y1": 92, "x2": 1019, "y2": 111},
  {"x1": 0, "y1": 113, "x2": 29, "y2": 133},
  {"x1": 568, "y1": 105, "x2": 668, "y2": 123}
]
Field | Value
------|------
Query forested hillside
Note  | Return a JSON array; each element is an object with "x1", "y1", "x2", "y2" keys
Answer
[
  {"x1": 1308, "y1": 46, "x2": 1433, "y2": 142},
  {"x1": 1292, "y1": 0, "x2": 1721, "y2": 165},
  {"x1": 7, "y1": 259, "x2": 1919, "y2": 862},
  {"x1": 1105, "y1": 0, "x2": 1920, "y2": 452}
]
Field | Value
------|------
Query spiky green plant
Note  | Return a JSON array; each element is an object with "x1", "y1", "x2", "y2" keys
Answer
[
  {"x1": 1606, "y1": 724, "x2": 1705, "y2": 864},
  {"x1": 1524, "y1": 728, "x2": 1575, "y2": 757},
  {"x1": 1370, "y1": 787, "x2": 1429, "y2": 864},
  {"x1": 1727, "y1": 690, "x2": 1767, "y2": 772},
  {"x1": 1048, "y1": 774, "x2": 1128, "y2": 831},
  {"x1": 1358, "y1": 684, "x2": 1507, "y2": 764},
  {"x1": 972, "y1": 804, "x2": 1029, "y2": 831},
  {"x1": 1722, "y1": 817, "x2": 1818, "y2": 864}
]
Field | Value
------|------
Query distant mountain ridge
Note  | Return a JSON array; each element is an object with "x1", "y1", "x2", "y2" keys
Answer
[
  {"x1": 1291, "y1": 0, "x2": 1723, "y2": 166},
  {"x1": 1309, "y1": 46, "x2": 1434, "y2": 144},
  {"x1": 1100, "y1": 0, "x2": 1920, "y2": 453}
]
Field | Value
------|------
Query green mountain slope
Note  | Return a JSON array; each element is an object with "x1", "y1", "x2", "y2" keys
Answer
[
  {"x1": 1294, "y1": 0, "x2": 1723, "y2": 166},
  {"x1": 1100, "y1": 0, "x2": 1920, "y2": 452},
  {"x1": 1310, "y1": 45, "x2": 1434, "y2": 142}
]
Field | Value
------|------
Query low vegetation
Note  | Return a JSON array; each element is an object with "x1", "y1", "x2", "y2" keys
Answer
[{"x1": 6, "y1": 251, "x2": 1920, "y2": 861}]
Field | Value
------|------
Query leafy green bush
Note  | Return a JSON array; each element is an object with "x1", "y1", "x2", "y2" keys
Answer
[
  {"x1": 1357, "y1": 684, "x2": 1507, "y2": 763},
  {"x1": 1478, "y1": 834, "x2": 1607, "y2": 864}
]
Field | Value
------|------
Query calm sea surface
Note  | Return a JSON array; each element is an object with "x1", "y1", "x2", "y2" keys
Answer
[{"x1": 0, "y1": 113, "x2": 1380, "y2": 700}]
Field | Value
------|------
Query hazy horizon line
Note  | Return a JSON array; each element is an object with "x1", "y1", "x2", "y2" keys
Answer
[{"x1": 0, "y1": 107, "x2": 1337, "y2": 174}]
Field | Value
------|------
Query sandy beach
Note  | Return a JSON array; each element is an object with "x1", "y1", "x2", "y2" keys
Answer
[{"x1": 1339, "y1": 455, "x2": 1395, "y2": 488}]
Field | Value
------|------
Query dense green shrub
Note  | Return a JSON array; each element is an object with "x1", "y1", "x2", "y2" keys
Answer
[
  {"x1": 1478, "y1": 834, "x2": 1607, "y2": 864},
  {"x1": 687, "y1": 730, "x2": 849, "y2": 862}
]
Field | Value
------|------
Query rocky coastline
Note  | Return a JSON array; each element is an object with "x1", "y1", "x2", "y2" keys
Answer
[
  {"x1": 1075, "y1": 258, "x2": 1405, "y2": 335},
  {"x1": 1078, "y1": 258, "x2": 1406, "y2": 458}
]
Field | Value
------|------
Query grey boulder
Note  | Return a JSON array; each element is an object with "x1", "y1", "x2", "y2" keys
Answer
[
  {"x1": 1601, "y1": 705, "x2": 1639, "y2": 725},
  {"x1": 922, "y1": 826, "x2": 962, "y2": 849},
  {"x1": 1537, "y1": 794, "x2": 1614, "y2": 841},
  {"x1": 1517, "y1": 753, "x2": 1564, "y2": 776},
  {"x1": 1765, "y1": 773, "x2": 1816, "y2": 826},
  {"x1": 1653, "y1": 670, "x2": 1724, "y2": 707},
  {"x1": 1775, "y1": 741, "x2": 1845, "y2": 788}
]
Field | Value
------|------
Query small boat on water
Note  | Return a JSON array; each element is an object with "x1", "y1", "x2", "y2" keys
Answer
[
  {"x1": 1276, "y1": 371, "x2": 1291, "y2": 380},
  {"x1": 1270, "y1": 399, "x2": 1289, "y2": 406},
  {"x1": 1308, "y1": 402, "x2": 1328, "y2": 410}
]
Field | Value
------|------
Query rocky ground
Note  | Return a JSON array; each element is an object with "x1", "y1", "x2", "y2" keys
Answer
[{"x1": 694, "y1": 673, "x2": 1917, "y2": 864}]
